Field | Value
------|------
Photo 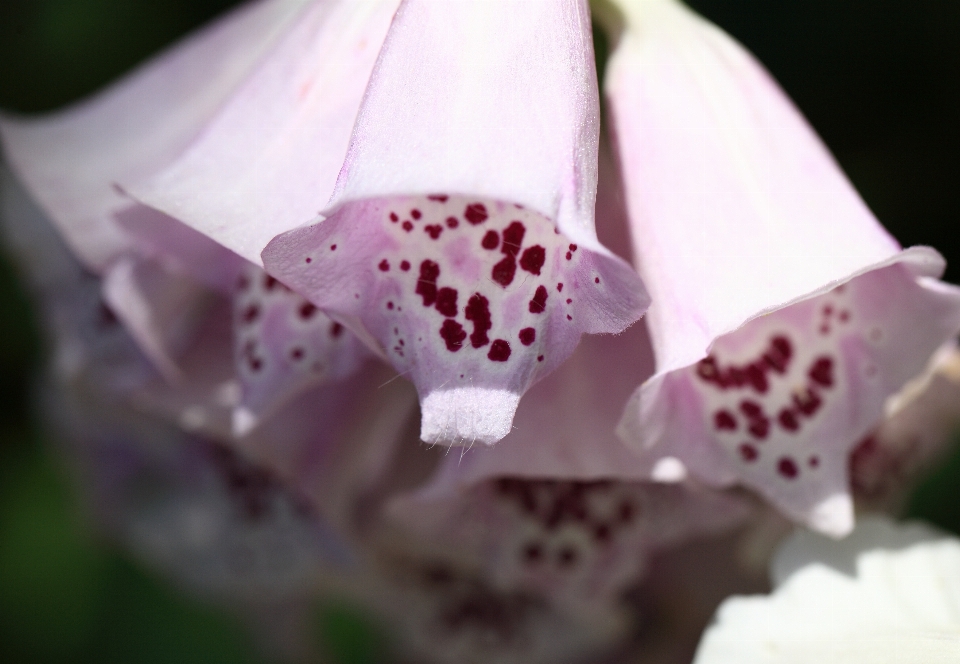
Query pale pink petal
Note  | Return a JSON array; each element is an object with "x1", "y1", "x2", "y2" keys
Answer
[
  {"x1": 263, "y1": 0, "x2": 649, "y2": 446},
  {"x1": 606, "y1": 0, "x2": 960, "y2": 535},
  {"x1": 101, "y1": 256, "x2": 216, "y2": 383},
  {"x1": 115, "y1": 204, "x2": 247, "y2": 295},
  {"x1": 0, "y1": 0, "x2": 309, "y2": 270},
  {"x1": 230, "y1": 263, "x2": 371, "y2": 435},
  {"x1": 123, "y1": 0, "x2": 401, "y2": 265}
]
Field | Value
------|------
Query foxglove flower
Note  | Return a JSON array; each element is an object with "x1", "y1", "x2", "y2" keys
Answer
[
  {"x1": 694, "y1": 516, "x2": 960, "y2": 663},
  {"x1": 263, "y1": 0, "x2": 648, "y2": 446},
  {"x1": 604, "y1": 0, "x2": 960, "y2": 535}
]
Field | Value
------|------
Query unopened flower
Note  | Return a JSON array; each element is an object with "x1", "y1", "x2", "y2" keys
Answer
[{"x1": 605, "y1": 0, "x2": 960, "y2": 536}]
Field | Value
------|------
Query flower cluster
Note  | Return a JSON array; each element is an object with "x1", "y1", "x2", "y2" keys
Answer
[{"x1": 2, "y1": 0, "x2": 960, "y2": 661}]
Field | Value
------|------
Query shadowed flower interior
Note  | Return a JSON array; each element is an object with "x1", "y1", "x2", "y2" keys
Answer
[{"x1": 232, "y1": 262, "x2": 368, "y2": 434}]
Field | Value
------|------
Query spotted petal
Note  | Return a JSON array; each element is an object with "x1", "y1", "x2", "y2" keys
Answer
[
  {"x1": 263, "y1": 0, "x2": 649, "y2": 447},
  {"x1": 605, "y1": 0, "x2": 960, "y2": 535}
]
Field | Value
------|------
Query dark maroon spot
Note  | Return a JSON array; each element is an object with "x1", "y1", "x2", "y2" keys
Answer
[
  {"x1": 778, "y1": 409, "x2": 799, "y2": 431},
  {"x1": 415, "y1": 260, "x2": 440, "y2": 306},
  {"x1": 764, "y1": 336, "x2": 793, "y2": 373},
  {"x1": 330, "y1": 244, "x2": 337, "y2": 251},
  {"x1": 594, "y1": 277, "x2": 600, "y2": 284},
  {"x1": 714, "y1": 410, "x2": 737, "y2": 431},
  {"x1": 386, "y1": 301, "x2": 394, "y2": 310},
  {"x1": 411, "y1": 208, "x2": 422, "y2": 220},
  {"x1": 304, "y1": 257, "x2": 312, "y2": 264},
  {"x1": 739, "y1": 443, "x2": 759, "y2": 462},
  {"x1": 389, "y1": 212, "x2": 399, "y2": 222},
  {"x1": 746, "y1": 363, "x2": 768, "y2": 393},
  {"x1": 464, "y1": 203, "x2": 488, "y2": 225},
  {"x1": 565, "y1": 251, "x2": 572, "y2": 260},
  {"x1": 248, "y1": 357, "x2": 263, "y2": 372},
  {"x1": 439, "y1": 319, "x2": 466, "y2": 352},
  {"x1": 728, "y1": 367, "x2": 747, "y2": 388},
  {"x1": 465, "y1": 293, "x2": 492, "y2": 348},
  {"x1": 378, "y1": 259, "x2": 389, "y2": 272},
  {"x1": 400, "y1": 260, "x2": 411, "y2": 271},
  {"x1": 425, "y1": 224, "x2": 443, "y2": 239},
  {"x1": 566, "y1": 298, "x2": 572, "y2": 304},
  {"x1": 747, "y1": 417, "x2": 770, "y2": 440},
  {"x1": 778, "y1": 457, "x2": 799, "y2": 479},
  {"x1": 501, "y1": 221, "x2": 526, "y2": 256},
  {"x1": 299, "y1": 302, "x2": 317, "y2": 320},
  {"x1": 529, "y1": 285, "x2": 548, "y2": 314},
  {"x1": 557, "y1": 546, "x2": 578, "y2": 568},
  {"x1": 793, "y1": 388, "x2": 822, "y2": 416},
  {"x1": 241, "y1": 304, "x2": 260, "y2": 324},
  {"x1": 329, "y1": 322, "x2": 343, "y2": 338},
  {"x1": 740, "y1": 400, "x2": 763, "y2": 418},
  {"x1": 566, "y1": 314, "x2": 572, "y2": 321},
  {"x1": 445, "y1": 216, "x2": 459, "y2": 228},
  {"x1": 435, "y1": 287, "x2": 458, "y2": 317},
  {"x1": 265, "y1": 275, "x2": 280, "y2": 290},
  {"x1": 519, "y1": 245, "x2": 545, "y2": 275},
  {"x1": 491, "y1": 255, "x2": 517, "y2": 287},
  {"x1": 488, "y1": 339, "x2": 511, "y2": 362},
  {"x1": 481, "y1": 230, "x2": 499, "y2": 250},
  {"x1": 428, "y1": 194, "x2": 449, "y2": 202},
  {"x1": 522, "y1": 543, "x2": 544, "y2": 564},
  {"x1": 808, "y1": 456, "x2": 820, "y2": 468},
  {"x1": 402, "y1": 221, "x2": 413, "y2": 232},
  {"x1": 537, "y1": 355, "x2": 544, "y2": 362},
  {"x1": 518, "y1": 328, "x2": 536, "y2": 346},
  {"x1": 808, "y1": 356, "x2": 834, "y2": 388},
  {"x1": 696, "y1": 357, "x2": 720, "y2": 384},
  {"x1": 289, "y1": 347, "x2": 304, "y2": 361},
  {"x1": 593, "y1": 524, "x2": 612, "y2": 543},
  {"x1": 569, "y1": 244, "x2": 577, "y2": 252},
  {"x1": 618, "y1": 501, "x2": 635, "y2": 524},
  {"x1": 557, "y1": 283, "x2": 563, "y2": 292}
]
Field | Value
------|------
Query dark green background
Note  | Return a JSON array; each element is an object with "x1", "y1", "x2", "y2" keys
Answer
[{"x1": 1, "y1": 1, "x2": 959, "y2": 662}]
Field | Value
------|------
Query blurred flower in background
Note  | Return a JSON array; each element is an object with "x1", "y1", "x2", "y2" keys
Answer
[{"x1": 1, "y1": 1, "x2": 960, "y2": 663}]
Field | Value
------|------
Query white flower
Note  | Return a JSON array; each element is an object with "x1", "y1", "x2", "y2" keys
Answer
[{"x1": 694, "y1": 515, "x2": 960, "y2": 663}]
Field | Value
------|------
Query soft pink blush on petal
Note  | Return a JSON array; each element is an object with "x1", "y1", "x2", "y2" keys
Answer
[
  {"x1": 230, "y1": 263, "x2": 370, "y2": 435},
  {"x1": 263, "y1": 0, "x2": 649, "y2": 446},
  {"x1": 0, "y1": 0, "x2": 309, "y2": 270},
  {"x1": 606, "y1": 0, "x2": 960, "y2": 535},
  {"x1": 124, "y1": 0, "x2": 400, "y2": 265}
]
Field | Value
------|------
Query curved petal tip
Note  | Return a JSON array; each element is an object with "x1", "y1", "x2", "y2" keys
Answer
[{"x1": 420, "y1": 387, "x2": 520, "y2": 446}]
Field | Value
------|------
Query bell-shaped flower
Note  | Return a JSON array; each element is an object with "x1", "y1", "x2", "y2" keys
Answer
[
  {"x1": 0, "y1": 0, "x2": 396, "y2": 429},
  {"x1": 262, "y1": 0, "x2": 648, "y2": 447},
  {"x1": 386, "y1": 320, "x2": 751, "y2": 613},
  {"x1": 694, "y1": 516, "x2": 960, "y2": 663},
  {"x1": 604, "y1": 0, "x2": 960, "y2": 535}
]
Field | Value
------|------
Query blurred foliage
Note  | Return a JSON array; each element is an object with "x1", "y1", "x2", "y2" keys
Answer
[{"x1": 1, "y1": 0, "x2": 960, "y2": 662}]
